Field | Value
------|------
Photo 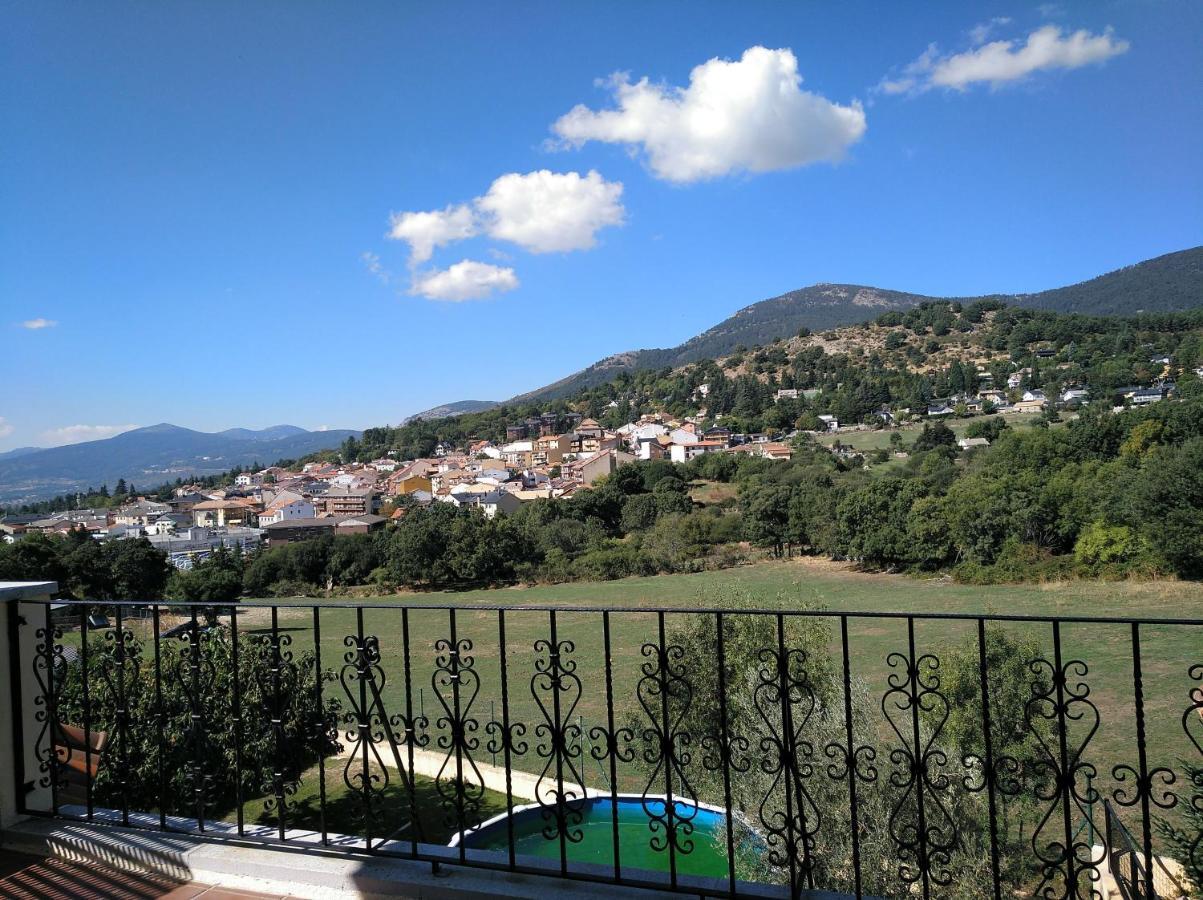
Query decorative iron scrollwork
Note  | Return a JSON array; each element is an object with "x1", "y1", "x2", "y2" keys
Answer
[
  {"x1": 754, "y1": 643, "x2": 822, "y2": 885},
  {"x1": 881, "y1": 640, "x2": 958, "y2": 892},
  {"x1": 254, "y1": 625, "x2": 299, "y2": 829},
  {"x1": 637, "y1": 638, "x2": 698, "y2": 859},
  {"x1": 531, "y1": 636, "x2": 587, "y2": 844},
  {"x1": 98, "y1": 621, "x2": 142, "y2": 814},
  {"x1": 1025, "y1": 643, "x2": 1103, "y2": 900},
  {"x1": 1183, "y1": 664, "x2": 1203, "y2": 882},
  {"x1": 32, "y1": 620, "x2": 70, "y2": 804},
  {"x1": 432, "y1": 635, "x2": 486, "y2": 837},
  {"x1": 339, "y1": 631, "x2": 391, "y2": 838},
  {"x1": 175, "y1": 618, "x2": 216, "y2": 824}
]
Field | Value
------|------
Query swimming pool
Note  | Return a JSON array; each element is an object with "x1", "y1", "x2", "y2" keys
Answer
[{"x1": 451, "y1": 794, "x2": 764, "y2": 879}]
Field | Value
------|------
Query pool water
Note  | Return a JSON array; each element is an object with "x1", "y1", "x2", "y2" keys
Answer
[{"x1": 458, "y1": 796, "x2": 762, "y2": 879}]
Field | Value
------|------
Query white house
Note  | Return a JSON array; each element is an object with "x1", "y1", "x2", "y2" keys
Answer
[
  {"x1": 257, "y1": 497, "x2": 316, "y2": 526},
  {"x1": 667, "y1": 428, "x2": 699, "y2": 446},
  {"x1": 669, "y1": 440, "x2": 726, "y2": 464},
  {"x1": 817, "y1": 414, "x2": 839, "y2": 432}
]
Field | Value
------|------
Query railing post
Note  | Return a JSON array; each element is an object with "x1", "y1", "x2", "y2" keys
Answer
[{"x1": 0, "y1": 581, "x2": 59, "y2": 829}]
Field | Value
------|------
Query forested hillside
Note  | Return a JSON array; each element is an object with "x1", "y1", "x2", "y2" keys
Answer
[
  {"x1": 355, "y1": 301, "x2": 1203, "y2": 461},
  {"x1": 499, "y1": 246, "x2": 1202, "y2": 403}
]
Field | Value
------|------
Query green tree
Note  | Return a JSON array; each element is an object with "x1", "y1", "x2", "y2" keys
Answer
[{"x1": 56, "y1": 625, "x2": 338, "y2": 820}]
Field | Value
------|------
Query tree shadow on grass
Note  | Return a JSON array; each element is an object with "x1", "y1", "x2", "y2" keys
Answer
[{"x1": 240, "y1": 765, "x2": 510, "y2": 846}]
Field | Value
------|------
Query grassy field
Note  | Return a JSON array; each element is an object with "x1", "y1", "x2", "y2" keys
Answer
[
  {"x1": 226, "y1": 765, "x2": 509, "y2": 845},
  {"x1": 222, "y1": 561, "x2": 1203, "y2": 802},
  {"x1": 814, "y1": 411, "x2": 1050, "y2": 453},
  {"x1": 68, "y1": 560, "x2": 1203, "y2": 835}
]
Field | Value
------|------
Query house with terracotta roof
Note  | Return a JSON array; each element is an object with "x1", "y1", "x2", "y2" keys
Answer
[{"x1": 191, "y1": 497, "x2": 260, "y2": 528}]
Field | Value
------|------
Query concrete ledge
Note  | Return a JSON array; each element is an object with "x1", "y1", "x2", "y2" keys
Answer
[{"x1": 1, "y1": 816, "x2": 688, "y2": 900}]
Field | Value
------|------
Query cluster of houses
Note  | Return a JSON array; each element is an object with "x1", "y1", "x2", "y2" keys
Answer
[
  {"x1": 2, "y1": 360, "x2": 1193, "y2": 566},
  {"x1": 0, "y1": 410, "x2": 796, "y2": 566}
]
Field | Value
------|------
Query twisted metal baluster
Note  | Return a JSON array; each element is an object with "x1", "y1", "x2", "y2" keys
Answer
[
  {"x1": 339, "y1": 609, "x2": 389, "y2": 847},
  {"x1": 636, "y1": 611, "x2": 698, "y2": 890},
  {"x1": 881, "y1": 619, "x2": 957, "y2": 898},
  {"x1": 433, "y1": 610, "x2": 486, "y2": 860},
  {"x1": 1110, "y1": 623, "x2": 1176, "y2": 900},
  {"x1": 1026, "y1": 622, "x2": 1103, "y2": 900}
]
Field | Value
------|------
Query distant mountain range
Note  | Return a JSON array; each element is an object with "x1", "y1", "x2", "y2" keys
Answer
[
  {"x1": 0, "y1": 424, "x2": 359, "y2": 505},
  {"x1": 501, "y1": 245, "x2": 1203, "y2": 404}
]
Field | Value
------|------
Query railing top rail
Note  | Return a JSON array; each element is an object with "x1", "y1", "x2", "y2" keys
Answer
[{"x1": 19, "y1": 595, "x2": 1203, "y2": 626}]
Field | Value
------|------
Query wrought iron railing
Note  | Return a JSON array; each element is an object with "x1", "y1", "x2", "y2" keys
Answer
[{"x1": 6, "y1": 598, "x2": 1203, "y2": 899}]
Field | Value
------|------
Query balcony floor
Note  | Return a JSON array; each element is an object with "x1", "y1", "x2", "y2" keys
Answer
[{"x1": 0, "y1": 848, "x2": 293, "y2": 899}]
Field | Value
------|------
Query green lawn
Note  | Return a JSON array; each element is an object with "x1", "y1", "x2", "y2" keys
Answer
[
  {"x1": 225, "y1": 763, "x2": 509, "y2": 845},
  {"x1": 815, "y1": 412, "x2": 1051, "y2": 453},
  {"x1": 234, "y1": 561, "x2": 1203, "y2": 805},
  {"x1": 66, "y1": 560, "x2": 1203, "y2": 836}
]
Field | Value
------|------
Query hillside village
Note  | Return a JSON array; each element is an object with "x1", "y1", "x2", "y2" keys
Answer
[{"x1": 3, "y1": 304, "x2": 1199, "y2": 571}]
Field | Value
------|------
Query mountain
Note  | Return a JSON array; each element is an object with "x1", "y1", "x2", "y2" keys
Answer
[
  {"x1": 404, "y1": 400, "x2": 499, "y2": 423},
  {"x1": 0, "y1": 424, "x2": 360, "y2": 504},
  {"x1": 0, "y1": 447, "x2": 42, "y2": 462},
  {"x1": 505, "y1": 246, "x2": 1203, "y2": 404}
]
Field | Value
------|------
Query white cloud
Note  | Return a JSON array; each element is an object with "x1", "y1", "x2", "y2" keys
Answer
[
  {"x1": 550, "y1": 46, "x2": 866, "y2": 183},
  {"x1": 882, "y1": 25, "x2": 1129, "y2": 94},
  {"x1": 388, "y1": 203, "x2": 477, "y2": 264},
  {"x1": 0, "y1": 417, "x2": 13, "y2": 439},
  {"x1": 40, "y1": 424, "x2": 139, "y2": 446},
  {"x1": 410, "y1": 260, "x2": 519, "y2": 302},
  {"x1": 476, "y1": 170, "x2": 624, "y2": 253},
  {"x1": 379, "y1": 170, "x2": 625, "y2": 300},
  {"x1": 19, "y1": 318, "x2": 57, "y2": 330},
  {"x1": 361, "y1": 251, "x2": 392, "y2": 285},
  {"x1": 969, "y1": 17, "x2": 1012, "y2": 46}
]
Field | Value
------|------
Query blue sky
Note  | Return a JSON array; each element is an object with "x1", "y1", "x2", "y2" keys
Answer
[{"x1": 2, "y1": 1, "x2": 1200, "y2": 450}]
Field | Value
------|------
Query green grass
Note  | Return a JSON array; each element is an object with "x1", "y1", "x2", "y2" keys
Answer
[
  {"x1": 233, "y1": 561, "x2": 1203, "y2": 804},
  {"x1": 65, "y1": 560, "x2": 1203, "y2": 836},
  {"x1": 814, "y1": 412, "x2": 1051, "y2": 453},
  {"x1": 226, "y1": 764, "x2": 509, "y2": 845}
]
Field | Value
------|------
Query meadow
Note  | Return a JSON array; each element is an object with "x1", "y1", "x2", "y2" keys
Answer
[{"x1": 226, "y1": 559, "x2": 1203, "y2": 805}]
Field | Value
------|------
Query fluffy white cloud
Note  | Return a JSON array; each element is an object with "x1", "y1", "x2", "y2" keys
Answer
[
  {"x1": 40, "y1": 424, "x2": 139, "y2": 446},
  {"x1": 882, "y1": 25, "x2": 1128, "y2": 94},
  {"x1": 476, "y1": 170, "x2": 625, "y2": 253},
  {"x1": 551, "y1": 46, "x2": 866, "y2": 183},
  {"x1": 388, "y1": 203, "x2": 477, "y2": 264},
  {"x1": 0, "y1": 417, "x2": 14, "y2": 439},
  {"x1": 380, "y1": 170, "x2": 625, "y2": 300},
  {"x1": 410, "y1": 260, "x2": 519, "y2": 302},
  {"x1": 20, "y1": 318, "x2": 57, "y2": 330}
]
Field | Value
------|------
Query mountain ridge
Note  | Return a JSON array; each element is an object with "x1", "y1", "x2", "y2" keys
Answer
[
  {"x1": 499, "y1": 246, "x2": 1203, "y2": 404},
  {"x1": 0, "y1": 424, "x2": 360, "y2": 504}
]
